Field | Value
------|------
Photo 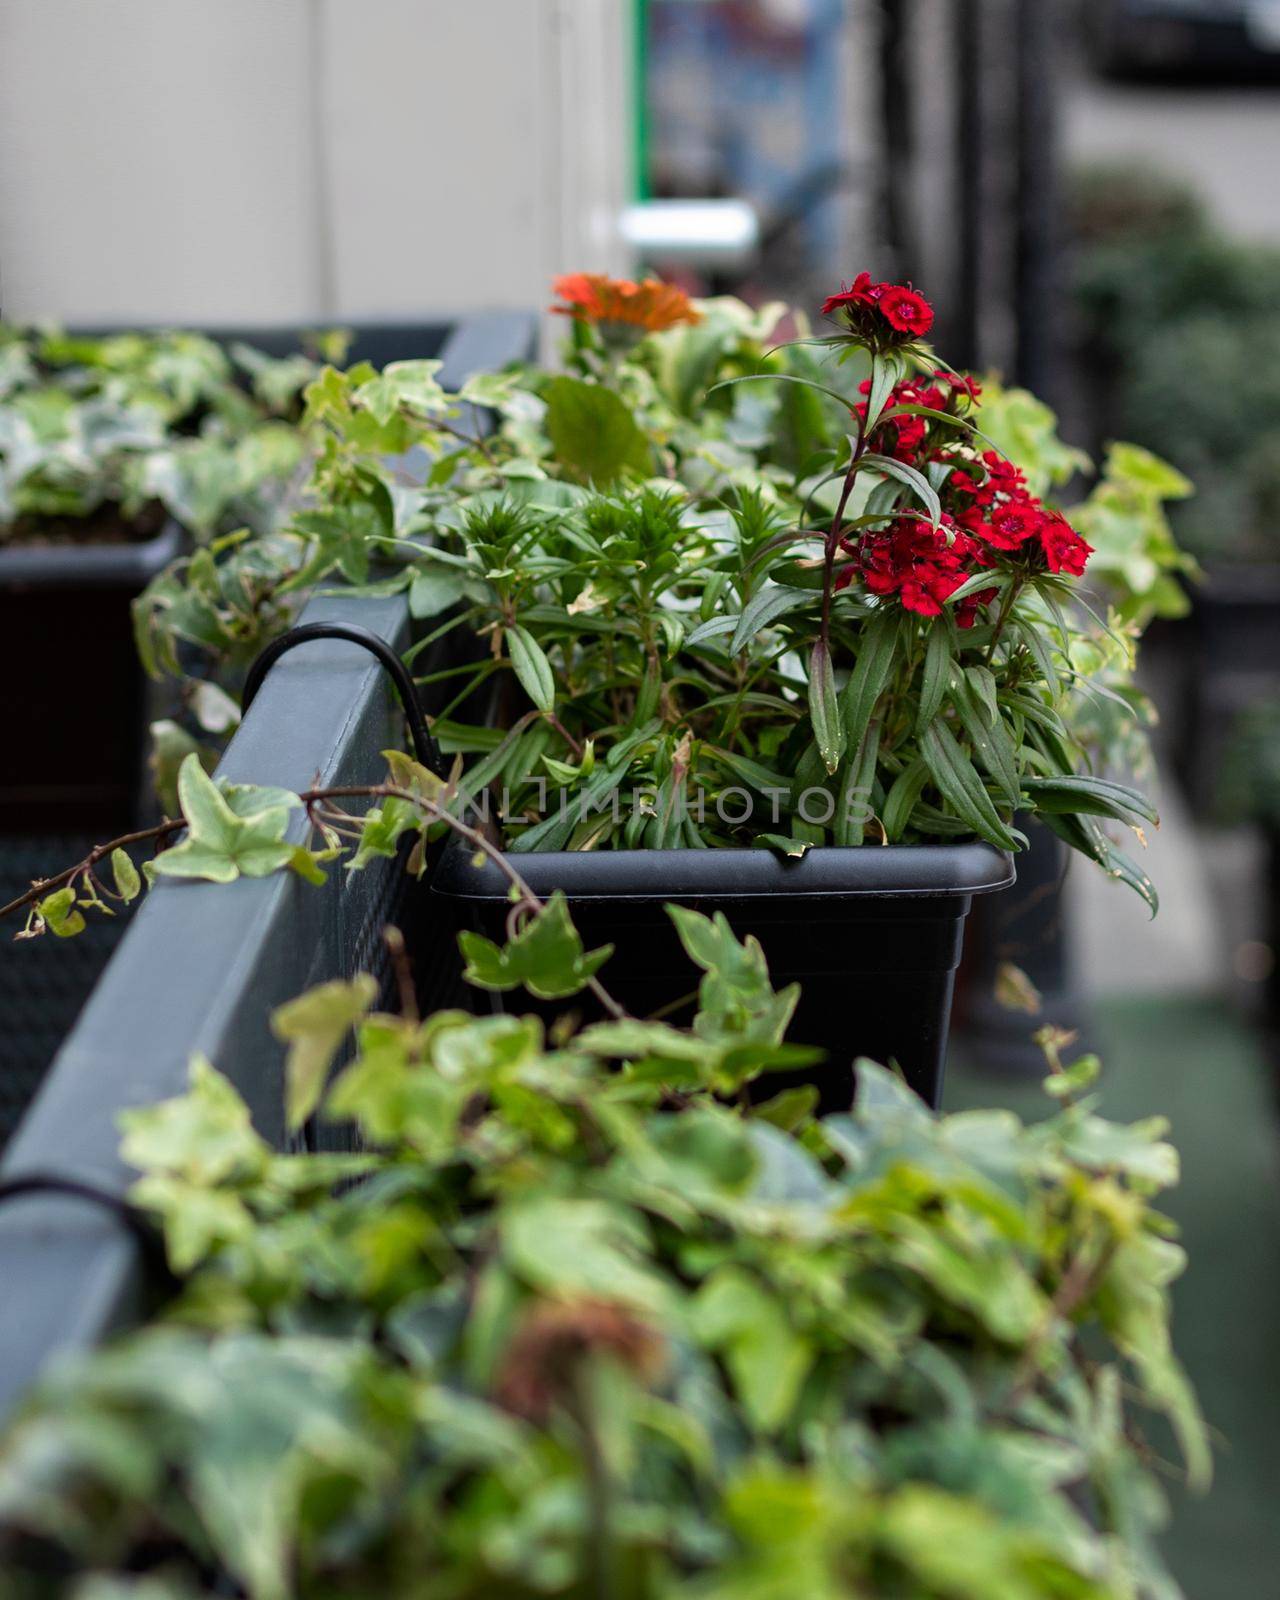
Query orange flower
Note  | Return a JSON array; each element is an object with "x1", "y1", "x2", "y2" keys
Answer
[{"x1": 551, "y1": 272, "x2": 702, "y2": 333}]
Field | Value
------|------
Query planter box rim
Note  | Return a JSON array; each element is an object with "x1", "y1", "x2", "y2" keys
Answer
[
  {"x1": 432, "y1": 839, "x2": 1015, "y2": 903},
  {"x1": 0, "y1": 516, "x2": 182, "y2": 589}
]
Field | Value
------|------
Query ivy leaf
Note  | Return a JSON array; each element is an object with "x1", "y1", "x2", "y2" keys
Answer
[
  {"x1": 356, "y1": 359, "x2": 447, "y2": 425},
  {"x1": 408, "y1": 565, "x2": 473, "y2": 620},
  {"x1": 501, "y1": 1197, "x2": 668, "y2": 1311},
  {"x1": 110, "y1": 848, "x2": 142, "y2": 904},
  {"x1": 348, "y1": 798, "x2": 421, "y2": 870},
  {"x1": 153, "y1": 755, "x2": 299, "y2": 885},
  {"x1": 808, "y1": 637, "x2": 844, "y2": 774},
  {"x1": 690, "y1": 1266, "x2": 813, "y2": 1434},
  {"x1": 36, "y1": 886, "x2": 85, "y2": 939},
  {"x1": 458, "y1": 891, "x2": 614, "y2": 1000},
  {"x1": 119, "y1": 1055, "x2": 269, "y2": 1187},
  {"x1": 273, "y1": 974, "x2": 380, "y2": 1129},
  {"x1": 543, "y1": 376, "x2": 651, "y2": 485}
]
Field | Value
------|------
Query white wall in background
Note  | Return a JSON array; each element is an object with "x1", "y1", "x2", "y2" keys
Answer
[{"x1": 0, "y1": 0, "x2": 633, "y2": 325}]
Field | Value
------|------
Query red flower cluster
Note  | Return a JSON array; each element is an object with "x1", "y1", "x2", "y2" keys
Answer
[
  {"x1": 839, "y1": 447, "x2": 1093, "y2": 627},
  {"x1": 841, "y1": 513, "x2": 995, "y2": 626},
  {"x1": 950, "y1": 451, "x2": 1093, "y2": 576},
  {"x1": 822, "y1": 273, "x2": 935, "y2": 343}
]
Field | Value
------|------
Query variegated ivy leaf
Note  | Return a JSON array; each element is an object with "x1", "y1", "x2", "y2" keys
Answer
[
  {"x1": 273, "y1": 973, "x2": 379, "y2": 1128},
  {"x1": 153, "y1": 754, "x2": 299, "y2": 885},
  {"x1": 459, "y1": 891, "x2": 614, "y2": 1000}
]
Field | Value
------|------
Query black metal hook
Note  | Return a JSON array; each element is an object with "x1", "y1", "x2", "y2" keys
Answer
[
  {"x1": 241, "y1": 622, "x2": 446, "y2": 778},
  {"x1": 0, "y1": 1173, "x2": 181, "y2": 1293}
]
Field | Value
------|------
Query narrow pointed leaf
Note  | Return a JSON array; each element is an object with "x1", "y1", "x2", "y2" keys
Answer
[
  {"x1": 916, "y1": 622, "x2": 954, "y2": 735},
  {"x1": 842, "y1": 612, "x2": 899, "y2": 762},
  {"x1": 808, "y1": 637, "x2": 844, "y2": 774},
  {"x1": 505, "y1": 624, "x2": 555, "y2": 713},
  {"x1": 921, "y1": 722, "x2": 1019, "y2": 850}
]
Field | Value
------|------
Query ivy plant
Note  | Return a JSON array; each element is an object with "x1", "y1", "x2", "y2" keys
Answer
[
  {"x1": 0, "y1": 325, "x2": 324, "y2": 546},
  {"x1": 0, "y1": 892, "x2": 1206, "y2": 1599}
]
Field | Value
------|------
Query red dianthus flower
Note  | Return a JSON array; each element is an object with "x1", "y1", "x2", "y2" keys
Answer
[
  {"x1": 877, "y1": 285, "x2": 934, "y2": 337},
  {"x1": 1039, "y1": 512, "x2": 1093, "y2": 576},
  {"x1": 822, "y1": 274, "x2": 935, "y2": 345}
]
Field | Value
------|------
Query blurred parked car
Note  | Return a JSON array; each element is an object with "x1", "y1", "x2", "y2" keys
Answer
[{"x1": 1086, "y1": 0, "x2": 1280, "y2": 75}]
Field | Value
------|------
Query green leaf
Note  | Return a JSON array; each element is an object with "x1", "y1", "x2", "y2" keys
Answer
[
  {"x1": 709, "y1": 369, "x2": 856, "y2": 414},
  {"x1": 153, "y1": 755, "x2": 299, "y2": 885},
  {"x1": 949, "y1": 677, "x2": 1020, "y2": 808},
  {"x1": 690, "y1": 1267, "x2": 812, "y2": 1434},
  {"x1": 110, "y1": 849, "x2": 142, "y2": 904},
  {"x1": 862, "y1": 351, "x2": 902, "y2": 434},
  {"x1": 730, "y1": 585, "x2": 812, "y2": 653},
  {"x1": 836, "y1": 720, "x2": 880, "y2": 847},
  {"x1": 356, "y1": 358, "x2": 447, "y2": 424},
  {"x1": 272, "y1": 974, "x2": 379, "y2": 1129},
  {"x1": 807, "y1": 637, "x2": 844, "y2": 774},
  {"x1": 842, "y1": 611, "x2": 900, "y2": 761},
  {"x1": 119, "y1": 1055, "x2": 268, "y2": 1187},
  {"x1": 917, "y1": 621, "x2": 954, "y2": 735},
  {"x1": 1022, "y1": 774, "x2": 1159, "y2": 829},
  {"x1": 755, "y1": 833, "x2": 811, "y2": 858},
  {"x1": 36, "y1": 886, "x2": 85, "y2": 939},
  {"x1": 1040, "y1": 811, "x2": 1159, "y2": 915},
  {"x1": 504, "y1": 623, "x2": 556, "y2": 713},
  {"x1": 458, "y1": 891, "x2": 614, "y2": 1000},
  {"x1": 501, "y1": 1197, "x2": 667, "y2": 1312},
  {"x1": 543, "y1": 376, "x2": 651, "y2": 485},
  {"x1": 408, "y1": 566, "x2": 471, "y2": 619},
  {"x1": 921, "y1": 722, "x2": 1018, "y2": 850},
  {"x1": 882, "y1": 758, "x2": 930, "y2": 842},
  {"x1": 861, "y1": 452, "x2": 942, "y2": 528}
]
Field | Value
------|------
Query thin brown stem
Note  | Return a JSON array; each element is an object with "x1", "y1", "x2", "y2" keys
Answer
[
  {"x1": 383, "y1": 925, "x2": 419, "y2": 1025},
  {"x1": 544, "y1": 711, "x2": 584, "y2": 762},
  {"x1": 2, "y1": 781, "x2": 629, "y2": 1024},
  {"x1": 429, "y1": 412, "x2": 498, "y2": 468},
  {"x1": 0, "y1": 820, "x2": 183, "y2": 921}
]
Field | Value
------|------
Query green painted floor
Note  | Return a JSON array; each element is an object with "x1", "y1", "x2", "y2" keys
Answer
[{"x1": 951, "y1": 1000, "x2": 1280, "y2": 1599}]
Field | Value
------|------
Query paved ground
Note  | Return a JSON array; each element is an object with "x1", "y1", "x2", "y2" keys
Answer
[{"x1": 1064, "y1": 53, "x2": 1280, "y2": 240}]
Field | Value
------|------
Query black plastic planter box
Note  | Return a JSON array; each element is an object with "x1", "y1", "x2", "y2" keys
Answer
[
  {"x1": 0, "y1": 521, "x2": 183, "y2": 1149},
  {"x1": 432, "y1": 839, "x2": 1014, "y2": 1109},
  {"x1": 0, "y1": 518, "x2": 183, "y2": 834}
]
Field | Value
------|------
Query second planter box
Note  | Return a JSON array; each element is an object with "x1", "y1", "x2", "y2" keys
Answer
[{"x1": 432, "y1": 839, "x2": 1014, "y2": 1109}]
